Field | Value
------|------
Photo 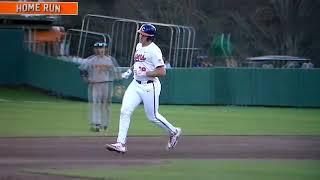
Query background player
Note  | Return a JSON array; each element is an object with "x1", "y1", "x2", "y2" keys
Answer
[
  {"x1": 79, "y1": 42, "x2": 120, "y2": 132},
  {"x1": 106, "y1": 24, "x2": 182, "y2": 153}
]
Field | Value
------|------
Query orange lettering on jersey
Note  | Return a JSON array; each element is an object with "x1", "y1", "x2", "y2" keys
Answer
[{"x1": 134, "y1": 54, "x2": 146, "y2": 62}]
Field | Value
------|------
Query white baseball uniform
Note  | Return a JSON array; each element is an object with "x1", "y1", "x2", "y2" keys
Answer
[{"x1": 117, "y1": 42, "x2": 178, "y2": 144}]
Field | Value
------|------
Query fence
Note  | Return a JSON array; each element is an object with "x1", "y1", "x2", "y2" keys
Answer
[
  {"x1": 160, "y1": 68, "x2": 320, "y2": 107},
  {"x1": 7, "y1": 52, "x2": 320, "y2": 107},
  {"x1": 1, "y1": 29, "x2": 319, "y2": 107},
  {"x1": 76, "y1": 14, "x2": 196, "y2": 67}
]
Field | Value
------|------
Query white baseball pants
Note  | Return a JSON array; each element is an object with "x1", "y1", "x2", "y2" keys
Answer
[{"x1": 117, "y1": 80, "x2": 177, "y2": 144}]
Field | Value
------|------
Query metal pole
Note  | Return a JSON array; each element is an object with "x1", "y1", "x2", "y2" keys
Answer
[
  {"x1": 67, "y1": 33, "x2": 72, "y2": 56},
  {"x1": 189, "y1": 27, "x2": 196, "y2": 67},
  {"x1": 168, "y1": 26, "x2": 174, "y2": 65},
  {"x1": 123, "y1": 22, "x2": 129, "y2": 61},
  {"x1": 179, "y1": 27, "x2": 186, "y2": 67},
  {"x1": 81, "y1": 17, "x2": 91, "y2": 58},
  {"x1": 128, "y1": 23, "x2": 135, "y2": 66},
  {"x1": 114, "y1": 23, "x2": 120, "y2": 59},
  {"x1": 130, "y1": 23, "x2": 140, "y2": 66},
  {"x1": 183, "y1": 26, "x2": 192, "y2": 67},
  {"x1": 120, "y1": 21, "x2": 126, "y2": 63},
  {"x1": 172, "y1": 26, "x2": 179, "y2": 68},
  {"x1": 111, "y1": 20, "x2": 118, "y2": 58},
  {"x1": 174, "y1": 26, "x2": 181, "y2": 67},
  {"x1": 77, "y1": 15, "x2": 87, "y2": 57}
]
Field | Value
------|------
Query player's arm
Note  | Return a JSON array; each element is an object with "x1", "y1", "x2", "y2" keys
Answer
[
  {"x1": 80, "y1": 70, "x2": 89, "y2": 82},
  {"x1": 146, "y1": 65, "x2": 166, "y2": 77},
  {"x1": 146, "y1": 48, "x2": 166, "y2": 77},
  {"x1": 79, "y1": 62, "x2": 89, "y2": 82}
]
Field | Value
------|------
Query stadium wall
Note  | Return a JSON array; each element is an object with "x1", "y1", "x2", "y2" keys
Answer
[
  {"x1": 19, "y1": 54, "x2": 320, "y2": 107},
  {"x1": 0, "y1": 29, "x2": 319, "y2": 107},
  {"x1": 23, "y1": 52, "x2": 88, "y2": 99},
  {"x1": 161, "y1": 68, "x2": 320, "y2": 107},
  {"x1": 0, "y1": 29, "x2": 24, "y2": 85}
]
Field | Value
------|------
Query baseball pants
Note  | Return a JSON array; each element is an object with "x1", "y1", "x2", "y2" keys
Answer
[
  {"x1": 88, "y1": 82, "x2": 113, "y2": 127},
  {"x1": 117, "y1": 80, "x2": 177, "y2": 144}
]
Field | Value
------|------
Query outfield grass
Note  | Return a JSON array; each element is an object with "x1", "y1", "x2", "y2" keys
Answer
[
  {"x1": 1, "y1": 87, "x2": 320, "y2": 136},
  {"x1": 37, "y1": 160, "x2": 320, "y2": 180}
]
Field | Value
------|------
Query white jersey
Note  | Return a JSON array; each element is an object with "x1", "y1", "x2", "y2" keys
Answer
[{"x1": 133, "y1": 42, "x2": 164, "y2": 82}]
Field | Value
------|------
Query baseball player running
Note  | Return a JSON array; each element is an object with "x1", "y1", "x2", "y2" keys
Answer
[
  {"x1": 79, "y1": 42, "x2": 120, "y2": 132},
  {"x1": 105, "y1": 24, "x2": 182, "y2": 153}
]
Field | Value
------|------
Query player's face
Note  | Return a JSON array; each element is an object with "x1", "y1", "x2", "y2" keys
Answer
[
  {"x1": 139, "y1": 33, "x2": 148, "y2": 44},
  {"x1": 93, "y1": 48, "x2": 98, "y2": 54},
  {"x1": 95, "y1": 47, "x2": 105, "y2": 55}
]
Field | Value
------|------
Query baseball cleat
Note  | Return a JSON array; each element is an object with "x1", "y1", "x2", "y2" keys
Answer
[
  {"x1": 167, "y1": 127, "x2": 182, "y2": 150},
  {"x1": 90, "y1": 127, "x2": 101, "y2": 132},
  {"x1": 90, "y1": 124, "x2": 102, "y2": 132},
  {"x1": 105, "y1": 142, "x2": 127, "y2": 154}
]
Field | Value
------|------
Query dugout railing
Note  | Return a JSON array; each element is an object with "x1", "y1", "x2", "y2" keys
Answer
[{"x1": 78, "y1": 14, "x2": 196, "y2": 67}]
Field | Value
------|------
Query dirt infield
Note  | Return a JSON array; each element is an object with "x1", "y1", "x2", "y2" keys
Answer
[{"x1": 0, "y1": 136, "x2": 320, "y2": 179}]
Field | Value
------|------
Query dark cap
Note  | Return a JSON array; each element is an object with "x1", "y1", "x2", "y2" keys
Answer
[{"x1": 94, "y1": 42, "x2": 108, "y2": 48}]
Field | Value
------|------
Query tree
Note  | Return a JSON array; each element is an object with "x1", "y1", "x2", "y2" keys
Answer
[{"x1": 228, "y1": 0, "x2": 317, "y2": 59}]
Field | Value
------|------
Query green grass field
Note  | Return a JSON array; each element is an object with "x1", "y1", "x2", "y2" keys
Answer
[
  {"x1": 35, "y1": 160, "x2": 320, "y2": 180},
  {"x1": 1, "y1": 87, "x2": 320, "y2": 136},
  {"x1": 1, "y1": 87, "x2": 320, "y2": 180}
]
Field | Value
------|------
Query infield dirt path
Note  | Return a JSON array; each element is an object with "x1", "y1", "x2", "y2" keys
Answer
[{"x1": 0, "y1": 136, "x2": 319, "y2": 179}]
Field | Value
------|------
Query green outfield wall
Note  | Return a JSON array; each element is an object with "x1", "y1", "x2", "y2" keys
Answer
[
  {"x1": 160, "y1": 68, "x2": 320, "y2": 107},
  {"x1": 0, "y1": 29, "x2": 24, "y2": 85},
  {"x1": 0, "y1": 29, "x2": 319, "y2": 107},
  {"x1": 23, "y1": 52, "x2": 88, "y2": 99},
  {"x1": 18, "y1": 53, "x2": 320, "y2": 107}
]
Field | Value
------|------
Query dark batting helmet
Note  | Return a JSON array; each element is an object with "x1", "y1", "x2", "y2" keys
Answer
[
  {"x1": 137, "y1": 24, "x2": 156, "y2": 37},
  {"x1": 94, "y1": 42, "x2": 108, "y2": 48}
]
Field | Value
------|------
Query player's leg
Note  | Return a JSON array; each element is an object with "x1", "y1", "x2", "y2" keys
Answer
[
  {"x1": 92, "y1": 84, "x2": 102, "y2": 131},
  {"x1": 88, "y1": 84, "x2": 98, "y2": 131},
  {"x1": 88, "y1": 84, "x2": 94, "y2": 126},
  {"x1": 117, "y1": 81, "x2": 142, "y2": 144},
  {"x1": 106, "y1": 83, "x2": 114, "y2": 129},
  {"x1": 141, "y1": 81, "x2": 176, "y2": 134},
  {"x1": 141, "y1": 81, "x2": 181, "y2": 150},
  {"x1": 106, "y1": 81, "x2": 141, "y2": 153},
  {"x1": 101, "y1": 82, "x2": 113, "y2": 131}
]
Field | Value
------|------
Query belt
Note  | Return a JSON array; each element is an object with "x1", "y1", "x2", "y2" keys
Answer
[{"x1": 136, "y1": 80, "x2": 153, "y2": 84}]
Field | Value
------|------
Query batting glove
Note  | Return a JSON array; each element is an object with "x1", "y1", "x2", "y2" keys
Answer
[
  {"x1": 121, "y1": 69, "x2": 132, "y2": 79},
  {"x1": 80, "y1": 70, "x2": 88, "y2": 78}
]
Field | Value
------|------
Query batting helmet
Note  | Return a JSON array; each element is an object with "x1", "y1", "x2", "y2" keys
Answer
[
  {"x1": 137, "y1": 24, "x2": 156, "y2": 37},
  {"x1": 94, "y1": 42, "x2": 108, "y2": 48}
]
